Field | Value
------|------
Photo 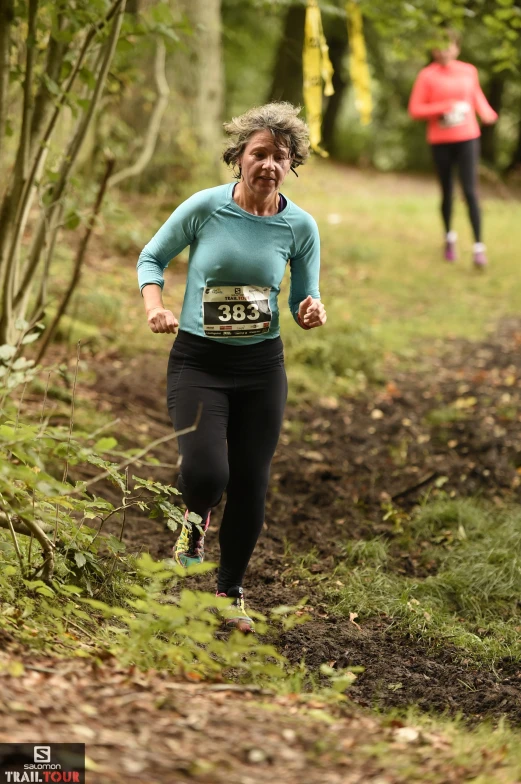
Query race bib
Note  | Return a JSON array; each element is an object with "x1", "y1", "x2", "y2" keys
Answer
[
  {"x1": 440, "y1": 102, "x2": 469, "y2": 128},
  {"x1": 202, "y1": 285, "x2": 272, "y2": 338}
]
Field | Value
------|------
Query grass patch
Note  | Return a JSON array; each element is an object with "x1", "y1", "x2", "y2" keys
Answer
[
  {"x1": 281, "y1": 161, "x2": 521, "y2": 362},
  {"x1": 370, "y1": 711, "x2": 521, "y2": 783},
  {"x1": 425, "y1": 405, "x2": 469, "y2": 426},
  {"x1": 327, "y1": 499, "x2": 521, "y2": 663}
]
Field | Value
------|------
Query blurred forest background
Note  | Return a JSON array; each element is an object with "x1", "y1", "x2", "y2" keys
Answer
[
  {"x1": 2, "y1": 0, "x2": 521, "y2": 351},
  {"x1": 3, "y1": 0, "x2": 521, "y2": 198}
]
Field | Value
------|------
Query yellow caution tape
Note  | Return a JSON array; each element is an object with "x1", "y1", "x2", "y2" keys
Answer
[
  {"x1": 346, "y1": 1, "x2": 372, "y2": 125},
  {"x1": 303, "y1": 0, "x2": 335, "y2": 156}
]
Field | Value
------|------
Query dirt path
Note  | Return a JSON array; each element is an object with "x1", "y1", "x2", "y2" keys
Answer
[
  {"x1": 80, "y1": 318, "x2": 521, "y2": 727},
  {"x1": 3, "y1": 650, "x2": 510, "y2": 784}
]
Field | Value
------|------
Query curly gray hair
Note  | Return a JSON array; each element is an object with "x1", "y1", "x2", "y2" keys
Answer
[{"x1": 222, "y1": 102, "x2": 311, "y2": 174}]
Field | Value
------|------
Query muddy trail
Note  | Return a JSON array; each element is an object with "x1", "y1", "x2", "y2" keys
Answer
[{"x1": 87, "y1": 319, "x2": 521, "y2": 726}]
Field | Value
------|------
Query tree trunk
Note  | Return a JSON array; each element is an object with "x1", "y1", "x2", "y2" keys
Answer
[
  {"x1": 267, "y1": 3, "x2": 306, "y2": 106},
  {"x1": 30, "y1": 10, "x2": 68, "y2": 154},
  {"x1": 506, "y1": 100, "x2": 521, "y2": 174},
  {"x1": 0, "y1": 0, "x2": 14, "y2": 162},
  {"x1": 194, "y1": 0, "x2": 223, "y2": 162},
  {"x1": 177, "y1": 0, "x2": 224, "y2": 177},
  {"x1": 321, "y1": 17, "x2": 349, "y2": 153},
  {"x1": 481, "y1": 73, "x2": 505, "y2": 166}
]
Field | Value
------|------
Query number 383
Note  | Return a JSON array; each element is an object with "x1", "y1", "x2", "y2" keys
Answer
[{"x1": 217, "y1": 303, "x2": 260, "y2": 322}]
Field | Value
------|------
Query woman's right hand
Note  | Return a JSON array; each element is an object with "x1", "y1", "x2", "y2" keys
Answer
[{"x1": 146, "y1": 307, "x2": 179, "y2": 334}]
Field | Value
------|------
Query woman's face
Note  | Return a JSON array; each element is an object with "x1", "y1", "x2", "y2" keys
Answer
[
  {"x1": 432, "y1": 41, "x2": 460, "y2": 65},
  {"x1": 238, "y1": 130, "x2": 292, "y2": 197}
]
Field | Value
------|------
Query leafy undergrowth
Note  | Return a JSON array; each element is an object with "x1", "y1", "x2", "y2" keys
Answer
[
  {"x1": 0, "y1": 348, "x2": 353, "y2": 699},
  {"x1": 325, "y1": 498, "x2": 521, "y2": 664}
]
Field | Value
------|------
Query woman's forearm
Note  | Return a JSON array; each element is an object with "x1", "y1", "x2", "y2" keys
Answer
[{"x1": 142, "y1": 283, "x2": 164, "y2": 314}]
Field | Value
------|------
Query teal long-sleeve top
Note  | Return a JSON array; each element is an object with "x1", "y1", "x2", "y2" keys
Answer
[{"x1": 137, "y1": 183, "x2": 321, "y2": 345}]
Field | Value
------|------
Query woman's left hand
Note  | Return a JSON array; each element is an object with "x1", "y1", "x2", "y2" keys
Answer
[{"x1": 298, "y1": 295, "x2": 327, "y2": 329}]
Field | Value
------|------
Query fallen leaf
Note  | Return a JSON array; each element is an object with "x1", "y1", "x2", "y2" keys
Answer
[
  {"x1": 394, "y1": 727, "x2": 420, "y2": 743},
  {"x1": 349, "y1": 612, "x2": 362, "y2": 631}
]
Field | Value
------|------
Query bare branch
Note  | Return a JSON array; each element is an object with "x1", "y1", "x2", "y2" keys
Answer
[
  {"x1": 119, "y1": 467, "x2": 129, "y2": 541},
  {"x1": 108, "y1": 38, "x2": 169, "y2": 188},
  {"x1": 30, "y1": 202, "x2": 65, "y2": 320},
  {"x1": 67, "y1": 405, "x2": 202, "y2": 496},
  {"x1": 54, "y1": 340, "x2": 81, "y2": 545},
  {"x1": 0, "y1": 494, "x2": 25, "y2": 574},
  {"x1": 0, "y1": 508, "x2": 54, "y2": 581},
  {"x1": 13, "y1": 195, "x2": 63, "y2": 316},
  {"x1": 0, "y1": 512, "x2": 53, "y2": 537},
  {"x1": 35, "y1": 156, "x2": 116, "y2": 364}
]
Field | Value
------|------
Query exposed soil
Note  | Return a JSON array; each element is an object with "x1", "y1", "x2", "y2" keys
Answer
[
  {"x1": 82, "y1": 318, "x2": 521, "y2": 725},
  {"x1": 0, "y1": 653, "x2": 499, "y2": 784}
]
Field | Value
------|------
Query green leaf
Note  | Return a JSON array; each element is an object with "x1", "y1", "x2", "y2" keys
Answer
[
  {"x1": 94, "y1": 437, "x2": 117, "y2": 452},
  {"x1": 65, "y1": 210, "x2": 81, "y2": 230},
  {"x1": 74, "y1": 552, "x2": 87, "y2": 568},
  {"x1": 79, "y1": 67, "x2": 96, "y2": 91},
  {"x1": 23, "y1": 580, "x2": 55, "y2": 598},
  {"x1": 42, "y1": 73, "x2": 61, "y2": 96},
  {"x1": 12, "y1": 358, "x2": 34, "y2": 371},
  {"x1": 21, "y1": 331, "x2": 42, "y2": 345},
  {"x1": 0, "y1": 345, "x2": 16, "y2": 361},
  {"x1": 57, "y1": 583, "x2": 83, "y2": 596}
]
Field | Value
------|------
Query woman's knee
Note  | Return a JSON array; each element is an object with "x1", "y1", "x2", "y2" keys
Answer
[
  {"x1": 179, "y1": 462, "x2": 229, "y2": 509},
  {"x1": 463, "y1": 188, "x2": 478, "y2": 206}
]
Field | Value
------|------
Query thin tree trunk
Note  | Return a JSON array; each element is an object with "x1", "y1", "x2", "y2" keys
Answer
[
  {"x1": 36, "y1": 157, "x2": 115, "y2": 364},
  {"x1": 322, "y1": 19, "x2": 349, "y2": 153},
  {"x1": 108, "y1": 39, "x2": 168, "y2": 188},
  {"x1": 506, "y1": 105, "x2": 521, "y2": 174},
  {"x1": 481, "y1": 73, "x2": 505, "y2": 166},
  {"x1": 0, "y1": 0, "x2": 39, "y2": 341},
  {"x1": 0, "y1": 0, "x2": 126, "y2": 344},
  {"x1": 179, "y1": 0, "x2": 223, "y2": 176},
  {"x1": 13, "y1": 5, "x2": 124, "y2": 314},
  {"x1": 0, "y1": 0, "x2": 124, "y2": 305},
  {"x1": 267, "y1": 3, "x2": 306, "y2": 106},
  {"x1": 19, "y1": 0, "x2": 39, "y2": 182},
  {"x1": 0, "y1": 0, "x2": 14, "y2": 161},
  {"x1": 30, "y1": 8, "x2": 68, "y2": 154}
]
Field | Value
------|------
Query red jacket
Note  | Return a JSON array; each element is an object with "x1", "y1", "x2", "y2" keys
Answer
[{"x1": 408, "y1": 60, "x2": 498, "y2": 144}]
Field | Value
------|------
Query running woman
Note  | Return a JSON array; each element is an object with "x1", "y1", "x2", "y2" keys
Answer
[
  {"x1": 408, "y1": 30, "x2": 498, "y2": 267},
  {"x1": 137, "y1": 103, "x2": 326, "y2": 632}
]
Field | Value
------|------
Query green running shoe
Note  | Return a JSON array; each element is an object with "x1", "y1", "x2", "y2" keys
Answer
[
  {"x1": 216, "y1": 586, "x2": 254, "y2": 633},
  {"x1": 173, "y1": 510, "x2": 210, "y2": 568}
]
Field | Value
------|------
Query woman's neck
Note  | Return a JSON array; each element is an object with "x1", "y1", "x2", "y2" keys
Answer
[{"x1": 233, "y1": 182, "x2": 280, "y2": 216}]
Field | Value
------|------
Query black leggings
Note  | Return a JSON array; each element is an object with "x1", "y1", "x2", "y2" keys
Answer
[
  {"x1": 431, "y1": 138, "x2": 481, "y2": 242},
  {"x1": 166, "y1": 330, "x2": 288, "y2": 593}
]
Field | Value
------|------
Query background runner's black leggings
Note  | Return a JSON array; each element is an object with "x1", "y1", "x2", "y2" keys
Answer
[
  {"x1": 431, "y1": 138, "x2": 481, "y2": 242},
  {"x1": 167, "y1": 330, "x2": 288, "y2": 593}
]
